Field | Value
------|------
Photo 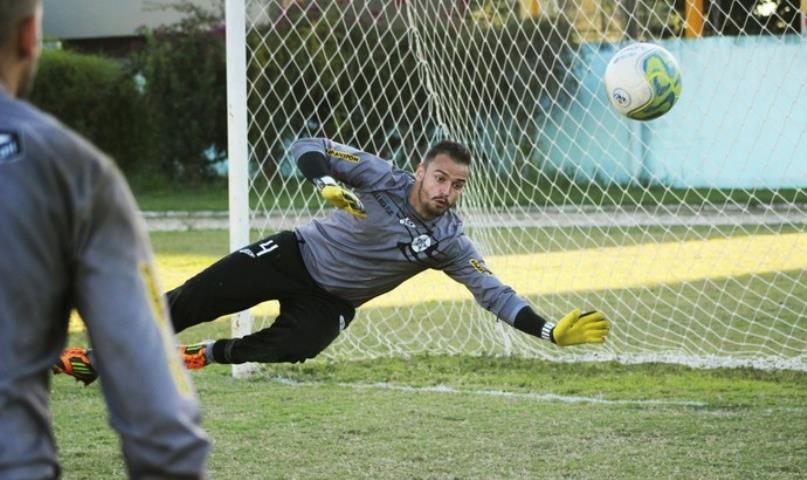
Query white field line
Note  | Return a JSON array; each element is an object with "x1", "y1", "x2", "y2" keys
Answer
[{"x1": 267, "y1": 377, "x2": 708, "y2": 407}]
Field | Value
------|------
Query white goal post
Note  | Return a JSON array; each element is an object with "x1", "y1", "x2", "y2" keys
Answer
[{"x1": 227, "y1": 0, "x2": 807, "y2": 373}]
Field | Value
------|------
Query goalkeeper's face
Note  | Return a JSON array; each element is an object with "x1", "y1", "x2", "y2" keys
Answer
[{"x1": 412, "y1": 154, "x2": 469, "y2": 220}]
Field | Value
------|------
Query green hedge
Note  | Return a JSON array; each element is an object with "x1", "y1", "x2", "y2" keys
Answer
[
  {"x1": 30, "y1": 49, "x2": 149, "y2": 172},
  {"x1": 29, "y1": 3, "x2": 227, "y2": 182}
]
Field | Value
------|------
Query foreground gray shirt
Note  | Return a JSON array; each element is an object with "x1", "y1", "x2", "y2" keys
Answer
[
  {"x1": 0, "y1": 89, "x2": 209, "y2": 479},
  {"x1": 292, "y1": 138, "x2": 529, "y2": 325}
]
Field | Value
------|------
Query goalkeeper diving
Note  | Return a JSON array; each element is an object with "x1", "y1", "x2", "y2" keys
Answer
[{"x1": 54, "y1": 139, "x2": 609, "y2": 382}]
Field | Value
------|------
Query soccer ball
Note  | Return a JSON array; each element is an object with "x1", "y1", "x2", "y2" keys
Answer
[{"x1": 604, "y1": 43, "x2": 682, "y2": 121}]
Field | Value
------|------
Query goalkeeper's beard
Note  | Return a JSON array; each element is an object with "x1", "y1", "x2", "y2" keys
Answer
[{"x1": 416, "y1": 183, "x2": 454, "y2": 219}]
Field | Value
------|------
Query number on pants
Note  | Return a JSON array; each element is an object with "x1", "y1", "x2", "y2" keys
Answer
[{"x1": 256, "y1": 239, "x2": 278, "y2": 257}]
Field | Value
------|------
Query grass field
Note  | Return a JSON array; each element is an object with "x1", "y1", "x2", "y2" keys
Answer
[
  {"x1": 52, "y1": 353, "x2": 807, "y2": 479},
  {"x1": 52, "y1": 228, "x2": 807, "y2": 479},
  {"x1": 128, "y1": 174, "x2": 807, "y2": 212}
]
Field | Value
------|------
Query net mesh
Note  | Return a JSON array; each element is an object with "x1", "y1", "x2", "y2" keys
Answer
[{"x1": 237, "y1": 0, "x2": 807, "y2": 370}]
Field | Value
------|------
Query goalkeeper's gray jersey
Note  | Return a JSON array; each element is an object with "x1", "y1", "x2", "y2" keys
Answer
[
  {"x1": 292, "y1": 138, "x2": 529, "y2": 325},
  {"x1": 0, "y1": 90, "x2": 209, "y2": 478}
]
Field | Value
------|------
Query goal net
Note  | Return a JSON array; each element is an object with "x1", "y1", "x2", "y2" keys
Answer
[{"x1": 227, "y1": 0, "x2": 807, "y2": 371}]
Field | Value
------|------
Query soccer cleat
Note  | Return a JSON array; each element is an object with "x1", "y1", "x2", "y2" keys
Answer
[
  {"x1": 178, "y1": 342, "x2": 210, "y2": 370},
  {"x1": 52, "y1": 347, "x2": 98, "y2": 386}
]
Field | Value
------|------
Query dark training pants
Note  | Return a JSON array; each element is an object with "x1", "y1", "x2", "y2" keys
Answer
[{"x1": 165, "y1": 231, "x2": 355, "y2": 364}]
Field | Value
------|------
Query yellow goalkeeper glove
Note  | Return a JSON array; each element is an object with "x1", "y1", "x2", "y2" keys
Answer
[
  {"x1": 315, "y1": 176, "x2": 367, "y2": 219},
  {"x1": 550, "y1": 309, "x2": 609, "y2": 346}
]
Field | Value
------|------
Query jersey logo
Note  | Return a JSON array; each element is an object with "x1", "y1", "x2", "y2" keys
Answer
[
  {"x1": 411, "y1": 234, "x2": 432, "y2": 253},
  {"x1": 326, "y1": 148, "x2": 359, "y2": 163},
  {"x1": 397, "y1": 235, "x2": 440, "y2": 264},
  {"x1": 470, "y1": 259, "x2": 493, "y2": 275},
  {"x1": 0, "y1": 131, "x2": 22, "y2": 164}
]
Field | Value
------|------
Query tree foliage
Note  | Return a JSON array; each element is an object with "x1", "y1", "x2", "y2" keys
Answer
[
  {"x1": 135, "y1": 1, "x2": 227, "y2": 180},
  {"x1": 30, "y1": 49, "x2": 148, "y2": 172}
]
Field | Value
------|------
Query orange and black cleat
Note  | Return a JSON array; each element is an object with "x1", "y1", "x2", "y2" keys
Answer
[
  {"x1": 52, "y1": 347, "x2": 98, "y2": 386},
  {"x1": 178, "y1": 342, "x2": 211, "y2": 370}
]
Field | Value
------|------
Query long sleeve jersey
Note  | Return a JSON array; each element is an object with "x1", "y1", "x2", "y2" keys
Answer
[
  {"x1": 292, "y1": 137, "x2": 529, "y2": 325},
  {"x1": 0, "y1": 89, "x2": 209, "y2": 478}
]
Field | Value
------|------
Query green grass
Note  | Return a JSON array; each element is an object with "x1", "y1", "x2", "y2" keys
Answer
[
  {"x1": 148, "y1": 223, "x2": 805, "y2": 255},
  {"x1": 129, "y1": 175, "x2": 230, "y2": 211},
  {"x1": 465, "y1": 223, "x2": 806, "y2": 254},
  {"x1": 492, "y1": 178, "x2": 807, "y2": 209},
  {"x1": 128, "y1": 173, "x2": 807, "y2": 212},
  {"x1": 129, "y1": 175, "x2": 318, "y2": 212},
  {"x1": 51, "y1": 228, "x2": 807, "y2": 478},
  {"x1": 52, "y1": 355, "x2": 807, "y2": 479}
]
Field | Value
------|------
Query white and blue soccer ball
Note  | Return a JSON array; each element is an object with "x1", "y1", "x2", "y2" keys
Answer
[{"x1": 604, "y1": 43, "x2": 682, "y2": 121}]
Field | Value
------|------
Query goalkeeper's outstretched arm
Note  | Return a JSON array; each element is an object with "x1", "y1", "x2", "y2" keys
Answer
[
  {"x1": 514, "y1": 306, "x2": 609, "y2": 346},
  {"x1": 442, "y1": 236, "x2": 609, "y2": 347}
]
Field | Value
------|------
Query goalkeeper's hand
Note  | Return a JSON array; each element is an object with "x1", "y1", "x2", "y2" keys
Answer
[
  {"x1": 551, "y1": 309, "x2": 609, "y2": 346},
  {"x1": 315, "y1": 176, "x2": 367, "y2": 219}
]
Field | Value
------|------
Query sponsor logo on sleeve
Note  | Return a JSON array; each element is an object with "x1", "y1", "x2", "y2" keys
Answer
[
  {"x1": 326, "y1": 148, "x2": 360, "y2": 163},
  {"x1": 0, "y1": 131, "x2": 22, "y2": 164},
  {"x1": 470, "y1": 259, "x2": 493, "y2": 275}
]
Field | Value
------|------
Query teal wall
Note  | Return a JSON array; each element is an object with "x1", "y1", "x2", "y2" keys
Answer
[{"x1": 539, "y1": 36, "x2": 807, "y2": 189}]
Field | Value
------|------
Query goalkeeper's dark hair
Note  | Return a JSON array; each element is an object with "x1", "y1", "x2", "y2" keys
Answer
[
  {"x1": 424, "y1": 140, "x2": 472, "y2": 167},
  {"x1": 0, "y1": 0, "x2": 40, "y2": 48}
]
